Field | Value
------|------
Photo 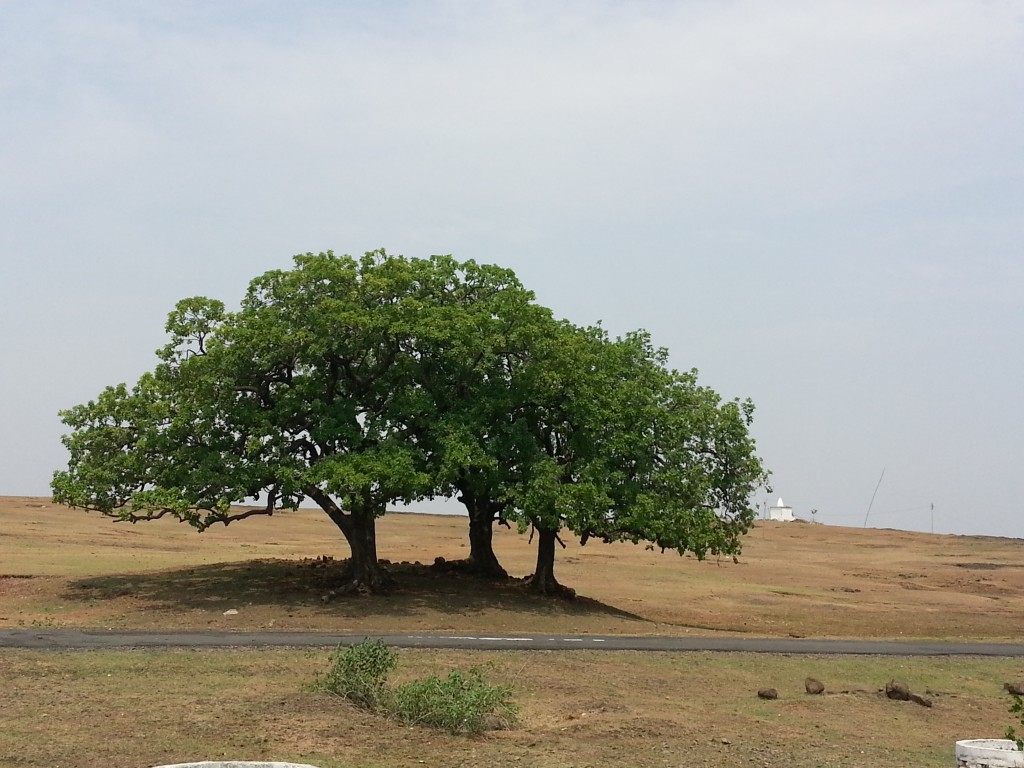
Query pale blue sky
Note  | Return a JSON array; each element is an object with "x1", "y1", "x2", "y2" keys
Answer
[{"x1": 2, "y1": 1, "x2": 1021, "y2": 535}]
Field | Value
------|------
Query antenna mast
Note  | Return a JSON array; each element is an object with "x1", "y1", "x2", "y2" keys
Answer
[{"x1": 862, "y1": 468, "x2": 886, "y2": 528}]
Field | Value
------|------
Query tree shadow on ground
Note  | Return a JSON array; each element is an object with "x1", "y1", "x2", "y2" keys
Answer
[{"x1": 64, "y1": 558, "x2": 649, "y2": 624}]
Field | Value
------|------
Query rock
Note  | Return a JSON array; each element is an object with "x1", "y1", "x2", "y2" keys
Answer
[
  {"x1": 805, "y1": 677, "x2": 825, "y2": 695},
  {"x1": 222, "y1": 609, "x2": 239, "y2": 616},
  {"x1": 885, "y1": 680, "x2": 911, "y2": 701},
  {"x1": 757, "y1": 688, "x2": 779, "y2": 700},
  {"x1": 908, "y1": 693, "x2": 933, "y2": 708},
  {"x1": 1005, "y1": 682, "x2": 1024, "y2": 696}
]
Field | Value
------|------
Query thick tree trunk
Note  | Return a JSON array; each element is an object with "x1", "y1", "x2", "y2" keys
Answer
[
  {"x1": 304, "y1": 484, "x2": 390, "y2": 593},
  {"x1": 526, "y1": 524, "x2": 560, "y2": 595},
  {"x1": 467, "y1": 508, "x2": 508, "y2": 579},
  {"x1": 456, "y1": 489, "x2": 508, "y2": 579},
  {"x1": 344, "y1": 503, "x2": 390, "y2": 592}
]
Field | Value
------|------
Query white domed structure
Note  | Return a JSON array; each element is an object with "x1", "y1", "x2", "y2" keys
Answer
[{"x1": 768, "y1": 497, "x2": 796, "y2": 522}]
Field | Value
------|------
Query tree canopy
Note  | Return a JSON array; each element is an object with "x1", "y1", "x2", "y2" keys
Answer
[{"x1": 53, "y1": 250, "x2": 768, "y2": 594}]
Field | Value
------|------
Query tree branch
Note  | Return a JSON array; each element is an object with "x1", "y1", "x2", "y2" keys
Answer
[
  {"x1": 108, "y1": 507, "x2": 174, "y2": 523},
  {"x1": 214, "y1": 507, "x2": 276, "y2": 526},
  {"x1": 302, "y1": 483, "x2": 353, "y2": 537}
]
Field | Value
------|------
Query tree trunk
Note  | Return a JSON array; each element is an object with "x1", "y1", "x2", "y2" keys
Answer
[
  {"x1": 467, "y1": 506, "x2": 508, "y2": 579},
  {"x1": 526, "y1": 524, "x2": 560, "y2": 595},
  {"x1": 456, "y1": 488, "x2": 508, "y2": 579},
  {"x1": 304, "y1": 484, "x2": 390, "y2": 593},
  {"x1": 344, "y1": 503, "x2": 390, "y2": 592}
]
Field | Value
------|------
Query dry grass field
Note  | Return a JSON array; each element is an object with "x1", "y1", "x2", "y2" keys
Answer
[
  {"x1": 2, "y1": 496, "x2": 1023, "y2": 640},
  {"x1": 5, "y1": 647, "x2": 1022, "y2": 768},
  {"x1": 3, "y1": 495, "x2": 1024, "y2": 768}
]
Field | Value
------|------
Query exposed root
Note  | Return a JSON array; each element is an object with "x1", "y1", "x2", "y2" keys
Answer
[
  {"x1": 522, "y1": 573, "x2": 577, "y2": 599},
  {"x1": 308, "y1": 557, "x2": 395, "y2": 601}
]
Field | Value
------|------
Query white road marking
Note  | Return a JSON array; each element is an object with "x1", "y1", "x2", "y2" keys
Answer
[
  {"x1": 403, "y1": 634, "x2": 607, "y2": 644},
  {"x1": 429, "y1": 635, "x2": 535, "y2": 642}
]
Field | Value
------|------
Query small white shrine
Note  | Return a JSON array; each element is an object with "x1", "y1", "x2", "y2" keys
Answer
[{"x1": 768, "y1": 497, "x2": 796, "y2": 522}]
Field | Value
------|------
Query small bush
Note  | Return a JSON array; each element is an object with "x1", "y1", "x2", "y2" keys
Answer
[
  {"x1": 310, "y1": 640, "x2": 518, "y2": 734},
  {"x1": 1007, "y1": 692, "x2": 1024, "y2": 750},
  {"x1": 390, "y1": 667, "x2": 519, "y2": 734},
  {"x1": 311, "y1": 639, "x2": 397, "y2": 709}
]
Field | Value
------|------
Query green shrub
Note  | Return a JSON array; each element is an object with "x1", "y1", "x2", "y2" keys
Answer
[
  {"x1": 311, "y1": 639, "x2": 397, "y2": 709},
  {"x1": 389, "y1": 667, "x2": 519, "y2": 734},
  {"x1": 310, "y1": 640, "x2": 518, "y2": 733},
  {"x1": 1007, "y1": 692, "x2": 1024, "y2": 750}
]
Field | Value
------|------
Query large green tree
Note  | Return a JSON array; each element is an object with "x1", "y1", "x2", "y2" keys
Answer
[
  {"x1": 500, "y1": 325, "x2": 768, "y2": 594},
  {"x1": 53, "y1": 251, "x2": 449, "y2": 592},
  {"x1": 404, "y1": 257, "x2": 556, "y2": 578},
  {"x1": 53, "y1": 249, "x2": 767, "y2": 597}
]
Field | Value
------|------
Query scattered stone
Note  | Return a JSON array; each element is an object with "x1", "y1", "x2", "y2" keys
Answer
[
  {"x1": 757, "y1": 688, "x2": 779, "y2": 700},
  {"x1": 303, "y1": 554, "x2": 335, "y2": 569},
  {"x1": 885, "y1": 679, "x2": 911, "y2": 701},
  {"x1": 908, "y1": 693, "x2": 933, "y2": 708},
  {"x1": 805, "y1": 677, "x2": 825, "y2": 695},
  {"x1": 223, "y1": 609, "x2": 239, "y2": 616},
  {"x1": 1005, "y1": 682, "x2": 1024, "y2": 696}
]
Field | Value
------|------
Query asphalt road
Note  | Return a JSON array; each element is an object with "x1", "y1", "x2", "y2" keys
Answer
[{"x1": 3, "y1": 629, "x2": 1024, "y2": 656}]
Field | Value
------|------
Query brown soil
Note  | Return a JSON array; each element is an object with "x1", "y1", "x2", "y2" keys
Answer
[
  {"x1": 3, "y1": 496, "x2": 1024, "y2": 768},
  {"x1": 2, "y1": 496, "x2": 1023, "y2": 640},
  {"x1": 2, "y1": 647, "x2": 1020, "y2": 768}
]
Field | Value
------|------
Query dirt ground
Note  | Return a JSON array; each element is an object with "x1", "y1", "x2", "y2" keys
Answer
[
  {"x1": 3, "y1": 496, "x2": 1024, "y2": 768},
  {"x1": 2, "y1": 496, "x2": 1023, "y2": 640},
  {"x1": 3, "y1": 647, "x2": 1022, "y2": 768}
]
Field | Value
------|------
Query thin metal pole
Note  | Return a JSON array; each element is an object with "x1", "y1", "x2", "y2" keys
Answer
[{"x1": 862, "y1": 468, "x2": 886, "y2": 528}]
